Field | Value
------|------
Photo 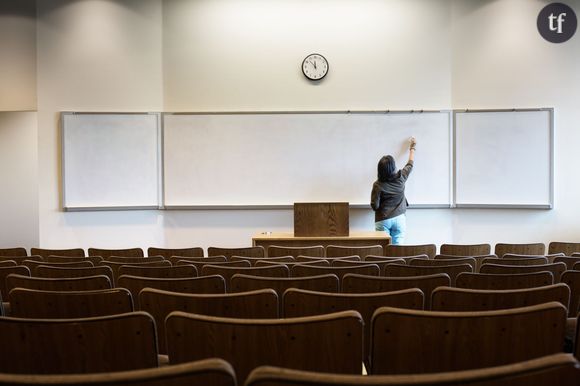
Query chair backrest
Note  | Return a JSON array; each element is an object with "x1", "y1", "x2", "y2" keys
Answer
[
  {"x1": 100, "y1": 260, "x2": 171, "y2": 283},
  {"x1": 168, "y1": 255, "x2": 226, "y2": 266},
  {"x1": 0, "y1": 247, "x2": 28, "y2": 257},
  {"x1": 283, "y1": 288, "x2": 423, "y2": 366},
  {"x1": 0, "y1": 358, "x2": 237, "y2": 386},
  {"x1": 45, "y1": 255, "x2": 103, "y2": 265},
  {"x1": 480, "y1": 262, "x2": 566, "y2": 283},
  {"x1": 435, "y1": 254, "x2": 496, "y2": 272},
  {"x1": 88, "y1": 248, "x2": 145, "y2": 258},
  {"x1": 147, "y1": 247, "x2": 204, "y2": 259},
  {"x1": 35, "y1": 265, "x2": 115, "y2": 284},
  {"x1": 140, "y1": 288, "x2": 279, "y2": 354},
  {"x1": 384, "y1": 263, "x2": 472, "y2": 286},
  {"x1": 0, "y1": 255, "x2": 42, "y2": 265},
  {"x1": 208, "y1": 246, "x2": 265, "y2": 259},
  {"x1": 6, "y1": 274, "x2": 112, "y2": 293},
  {"x1": 267, "y1": 245, "x2": 325, "y2": 258},
  {"x1": 332, "y1": 258, "x2": 405, "y2": 273},
  {"x1": 370, "y1": 302, "x2": 567, "y2": 374},
  {"x1": 494, "y1": 243, "x2": 546, "y2": 257},
  {"x1": 408, "y1": 257, "x2": 477, "y2": 271},
  {"x1": 245, "y1": 354, "x2": 580, "y2": 386},
  {"x1": 0, "y1": 311, "x2": 158, "y2": 374},
  {"x1": 9, "y1": 288, "x2": 133, "y2": 318},
  {"x1": 554, "y1": 255, "x2": 580, "y2": 270},
  {"x1": 23, "y1": 260, "x2": 94, "y2": 273},
  {"x1": 118, "y1": 264, "x2": 198, "y2": 279},
  {"x1": 456, "y1": 272, "x2": 555, "y2": 290},
  {"x1": 291, "y1": 264, "x2": 380, "y2": 282},
  {"x1": 296, "y1": 255, "x2": 360, "y2": 263},
  {"x1": 201, "y1": 265, "x2": 289, "y2": 290},
  {"x1": 342, "y1": 273, "x2": 450, "y2": 310},
  {"x1": 561, "y1": 270, "x2": 580, "y2": 317},
  {"x1": 230, "y1": 274, "x2": 340, "y2": 297},
  {"x1": 384, "y1": 244, "x2": 436, "y2": 259},
  {"x1": 431, "y1": 284, "x2": 570, "y2": 312},
  {"x1": 325, "y1": 245, "x2": 383, "y2": 259},
  {"x1": 166, "y1": 310, "x2": 363, "y2": 385},
  {"x1": 231, "y1": 255, "x2": 295, "y2": 266},
  {"x1": 549, "y1": 241, "x2": 580, "y2": 256},
  {"x1": 482, "y1": 257, "x2": 549, "y2": 267},
  {"x1": 366, "y1": 254, "x2": 429, "y2": 263},
  {"x1": 176, "y1": 259, "x2": 251, "y2": 272},
  {"x1": 0, "y1": 265, "x2": 31, "y2": 298},
  {"x1": 0, "y1": 260, "x2": 16, "y2": 267},
  {"x1": 256, "y1": 260, "x2": 330, "y2": 268},
  {"x1": 117, "y1": 275, "x2": 226, "y2": 308},
  {"x1": 30, "y1": 248, "x2": 85, "y2": 258},
  {"x1": 439, "y1": 243, "x2": 491, "y2": 256},
  {"x1": 106, "y1": 256, "x2": 166, "y2": 263}
]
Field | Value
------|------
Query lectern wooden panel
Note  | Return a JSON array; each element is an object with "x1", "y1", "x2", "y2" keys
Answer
[{"x1": 294, "y1": 202, "x2": 349, "y2": 237}]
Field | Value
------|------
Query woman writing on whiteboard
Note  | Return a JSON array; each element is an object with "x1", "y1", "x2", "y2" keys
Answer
[{"x1": 370, "y1": 137, "x2": 416, "y2": 245}]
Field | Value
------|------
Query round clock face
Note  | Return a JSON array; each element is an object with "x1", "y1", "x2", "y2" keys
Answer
[{"x1": 302, "y1": 54, "x2": 328, "y2": 81}]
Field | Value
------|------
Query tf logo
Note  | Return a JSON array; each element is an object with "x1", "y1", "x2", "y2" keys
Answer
[{"x1": 537, "y1": 3, "x2": 577, "y2": 43}]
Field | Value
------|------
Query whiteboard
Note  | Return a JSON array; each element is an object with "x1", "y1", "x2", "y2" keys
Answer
[
  {"x1": 62, "y1": 113, "x2": 162, "y2": 210},
  {"x1": 454, "y1": 109, "x2": 553, "y2": 208},
  {"x1": 163, "y1": 112, "x2": 452, "y2": 208}
]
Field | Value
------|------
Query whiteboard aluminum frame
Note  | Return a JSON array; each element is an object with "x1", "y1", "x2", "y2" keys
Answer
[
  {"x1": 162, "y1": 109, "x2": 453, "y2": 210},
  {"x1": 452, "y1": 108, "x2": 554, "y2": 209},
  {"x1": 61, "y1": 112, "x2": 164, "y2": 212}
]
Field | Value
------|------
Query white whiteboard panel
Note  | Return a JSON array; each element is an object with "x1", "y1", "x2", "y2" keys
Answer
[
  {"x1": 62, "y1": 113, "x2": 161, "y2": 210},
  {"x1": 163, "y1": 112, "x2": 451, "y2": 208},
  {"x1": 454, "y1": 109, "x2": 553, "y2": 208}
]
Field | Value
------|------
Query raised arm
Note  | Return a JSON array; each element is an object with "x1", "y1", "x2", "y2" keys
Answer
[{"x1": 408, "y1": 136, "x2": 416, "y2": 163}]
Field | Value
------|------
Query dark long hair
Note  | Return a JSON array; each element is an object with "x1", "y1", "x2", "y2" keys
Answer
[{"x1": 377, "y1": 155, "x2": 397, "y2": 182}]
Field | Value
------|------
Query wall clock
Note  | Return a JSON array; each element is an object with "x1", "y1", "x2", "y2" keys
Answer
[{"x1": 302, "y1": 53, "x2": 329, "y2": 81}]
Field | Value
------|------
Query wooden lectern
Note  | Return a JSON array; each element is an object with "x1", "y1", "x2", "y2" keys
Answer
[{"x1": 293, "y1": 202, "x2": 349, "y2": 237}]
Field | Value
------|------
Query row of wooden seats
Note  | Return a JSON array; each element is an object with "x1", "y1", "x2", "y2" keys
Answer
[{"x1": 0, "y1": 302, "x2": 574, "y2": 382}]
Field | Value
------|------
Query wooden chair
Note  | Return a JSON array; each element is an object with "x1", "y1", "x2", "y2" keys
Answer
[
  {"x1": 370, "y1": 302, "x2": 567, "y2": 374},
  {"x1": 267, "y1": 245, "x2": 324, "y2": 258},
  {"x1": 35, "y1": 265, "x2": 115, "y2": 284},
  {"x1": 139, "y1": 288, "x2": 278, "y2": 354},
  {"x1": 332, "y1": 258, "x2": 405, "y2": 274},
  {"x1": 366, "y1": 254, "x2": 429, "y2": 264},
  {"x1": 88, "y1": 248, "x2": 145, "y2": 258},
  {"x1": 296, "y1": 255, "x2": 360, "y2": 263},
  {"x1": 435, "y1": 254, "x2": 496, "y2": 272},
  {"x1": 439, "y1": 243, "x2": 491, "y2": 256},
  {"x1": 554, "y1": 255, "x2": 580, "y2": 270},
  {"x1": 255, "y1": 260, "x2": 330, "y2": 268},
  {"x1": 100, "y1": 260, "x2": 171, "y2": 283},
  {"x1": 431, "y1": 284, "x2": 570, "y2": 312},
  {"x1": 208, "y1": 246, "x2": 265, "y2": 259},
  {"x1": 0, "y1": 311, "x2": 158, "y2": 374},
  {"x1": 117, "y1": 275, "x2": 226, "y2": 308},
  {"x1": 230, "y1": 274, "x2": 340, "y2": 297},
  {"x1": 0, "y1": 265, "x2": 30, "y2": 299},
  {"x1": 231, "y1": 255, "x2": 295, "y2": 266},
  {"x1": 166, "y1": 310, "x2": 363, "y2": 385},
  {"x1": 326, "y1": 245, "x2": 383, "y2": 259},
  {"x1": 6, "y1": 274, "x2": 111, "y2": 293},
  {"x1": 494, "y1": 243, "x2": 546, "y2": 257},
  {"x1": 106, "y1": 256, "x2": 166, "y2": 263},
  {"x1": 201, "y1": 265, "x2": 289, "y2": 290},
  {"x1": 456, "y1": 272, "x2": 554, "y2": 290},
  {"x1": 342, "y1": 273, "x2": 450, "y2": 310},
  {"x1": 549, "y1": 241, "x2": 580, "y2": 256},
  {"x1": 0, "y1": 358, "x2": 236, "y2": 386},
  {"x1": 23, "y1": 260, "x2": 94, "y2": 273},
  {"x1": 0, "y1": 255, "x2": 42, "y2": 265},
  {"x1": 9, "y1": 288, "x2": 133, "y2": 318},
  {"x1": 0, "y1": 247, "x2": 28, "y2": 257},
  {"x1": 30, "y1": 248, "x2": 85, "y2": 258},
  {"x1": 45, "y1": 255, "x2": 103, "y2": 265},
  {"x1": 384, "y1": 263, "x2": 472, "y2": 286},
  {"x1": 384, "y1": 244, "x2": 436, "y2": 259},
  {"x1": 283, "y1": 288, "x2": 423, "y2": 366},
  {"x1": 480, "y1": 262, "x2": 566, "y2": 283},
  {"x1": 408, "y1": 257, "x2": 477, "y2": 271},
  {"x1": 147, "y1": 247, "x2": 204, "y2": 259},
  {"x1": 118, "y1": 264, "x2": 198, "y2": 279},
  {"x1": 168, "y1": 255, "x2": 226, "y2": 266},
  {"x1": 0, "y1": 260, "x2": 16, "y2": 267},
  {"x1": 176, "y1": 259, "x2": 251, "y2": 273},
  {"x1": 502, "y1": 253, "x2": 560, "y2": 260},
  {"x1": 481, "y1": 256, "x2": 549, "y2": 267},
  {"x1": 291, "y1": 264, "x2": 380, "y2": 282},
  {"x1": 561, "y1": 270, "x2": 580, "y2": 317},
  {"x1": 245, "y1": 353, "x2": 580, "y2": 386}
]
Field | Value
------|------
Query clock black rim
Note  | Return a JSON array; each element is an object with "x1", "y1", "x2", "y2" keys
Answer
[{"x1": 302, "y1": 53, "x2": 329, "y2": 81}]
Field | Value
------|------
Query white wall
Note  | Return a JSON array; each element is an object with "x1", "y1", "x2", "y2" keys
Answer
[
  {"x1": 0, "y1": 0, "x2": 37, "y2": 111},
  {"x1": 4, "y1": 0, "x2": 578, "y2": 251},
  {"x1": 0, "y1": 112, "x2": 38, "y2": 248}
]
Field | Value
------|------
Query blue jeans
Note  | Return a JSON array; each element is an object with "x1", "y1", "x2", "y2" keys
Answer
[{"x1": 375, "y1": 214, "x2": 406, "y2": 245}]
